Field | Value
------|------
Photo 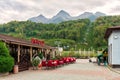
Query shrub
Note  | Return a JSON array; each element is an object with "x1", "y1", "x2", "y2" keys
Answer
[
  {"x1": 0, "y1": 56, "x2": 14, "y2": 73},
  {"x1": 79, "y1": 54, "x2": 88, "y2": 59},
  {"x1": 69, "y1": 51, "x2": 75, "y2": 57},
  {"x1": 61, "y1": 52, "x2": 69, "y2": 57},
  {"x1": 0, "y1": 41, "x2": 14, "y2": 73},
  {"x1": 90, "y1": 53, "x2": 97, "y2": 57},
  {"x1": 74, "y1": 53, "x2": 80, "y2": 58}
]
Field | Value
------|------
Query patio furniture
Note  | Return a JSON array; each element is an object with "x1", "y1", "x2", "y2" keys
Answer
[{"x1": 41, "y1": 60, "x2": 47, "y2": 69}]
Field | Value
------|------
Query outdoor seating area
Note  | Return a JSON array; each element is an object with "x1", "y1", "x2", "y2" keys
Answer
[
  {"x1": 41, "y1": 57, "x2": 76, "y2": 69},
  {"x1": 0, "y1": 34, "x2": 58, "y2": 72}
]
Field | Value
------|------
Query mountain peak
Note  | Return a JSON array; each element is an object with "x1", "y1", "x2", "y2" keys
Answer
[
  {"x1": 95, "y1": 12, "x2": 106, "y2": 16},
  {"x1": 83, "y1": 12, "x2": 93, "y2": 14},
  {"x1": 56, "y1": 10, "x2": 70, "y2": 17},
  {"x1": 59, "y1": 10, "x2": 68, "y2": 14},
  {"x1": 50, "y1": 10, "x2": 71, "y2": 23},
  {"x1": 38, "y1": 14, "x2": 45, "y2": 17},
  {"x1": 81, "y1": 12, "x2": 94, "y2": 16},
  {"x1": 28, "y1": 14, "x2": 48, "y2": 23},
  {"x1": 77, "y1": 12, "x2": 94, "y2": 19}
]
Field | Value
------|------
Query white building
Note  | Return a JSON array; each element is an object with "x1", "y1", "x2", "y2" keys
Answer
[{"x1": 105, "y1": 26, "x2": 120, "y2": 67}]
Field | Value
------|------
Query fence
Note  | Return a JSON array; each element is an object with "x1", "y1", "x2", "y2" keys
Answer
[{"x1": 62, "y1": 49, "x2": 102, "y2": 58}]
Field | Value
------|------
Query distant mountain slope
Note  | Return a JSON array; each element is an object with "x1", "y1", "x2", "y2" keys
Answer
[
  {"x1": 72, "y1": 12, "x2": 106, "y2": 21},
  {"x1": 75, "y1": 12, "x2": 94, "y2": 19},
  {"x1": 29, "y1": 14, "x2": 49, "y2": 23},
  {"x1": 28, "y1": 10, "x2": 106, "y2": 23}
]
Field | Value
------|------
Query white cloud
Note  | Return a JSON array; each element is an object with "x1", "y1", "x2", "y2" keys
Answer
[{"x1": 0, "y1": 0, "x2": 120, "y2": 23}]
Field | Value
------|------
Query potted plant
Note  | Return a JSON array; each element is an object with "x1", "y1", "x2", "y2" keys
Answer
[
  {"x1": 38, "y1": 52, "x2": 43, "y2": 59},
  {"x1": 31, "y1": 56, "x2": 41, "y2": 70}
]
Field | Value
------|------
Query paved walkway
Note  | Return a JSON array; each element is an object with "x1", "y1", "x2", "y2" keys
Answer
[{"x1": 0, "y1": 59, "x2": 120, "y2": 80}]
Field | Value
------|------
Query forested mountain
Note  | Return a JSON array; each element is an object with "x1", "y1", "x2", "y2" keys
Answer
[
  {"x1": 0, "y1": 15, "x2": 120, "y2": 50},
  {"x1": 87, "y1": 15, "x2": 120, "y2": 50}
]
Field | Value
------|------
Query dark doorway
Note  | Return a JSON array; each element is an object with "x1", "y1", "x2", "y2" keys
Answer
[{"x1": 18, "y1": 47, "x2": 30, "y2": 72}]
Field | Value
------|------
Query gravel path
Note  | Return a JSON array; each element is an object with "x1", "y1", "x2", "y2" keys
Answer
[{"x1": 0, "y1": 59, "x2": 120, "y2": 80}]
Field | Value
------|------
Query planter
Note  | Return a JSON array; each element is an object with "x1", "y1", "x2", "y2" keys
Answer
[
  {"x1": 38, "y1": 63, "x2": 42, "y2": 69},
  {"x1": 0, "y1": 72, "x2": 9, "y2": 77},
  {"x1": 13, "y1": 65, "x2": 18, "y2": 74}
]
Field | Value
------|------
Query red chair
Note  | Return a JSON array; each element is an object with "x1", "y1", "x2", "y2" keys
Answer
[
  {"x1": 64, "y1": 57, "x2": 69, "y2": 64},
  {"x1": 53, "y1": 60, "x2": 58, "y2": 68},
  {"x1": 47, "y1": 60, "x2": 53, "y2": 67},
  {"x1": 41, "y1": 60, "x2": 47, "y2": 69},
  {"x1": 68, "y1": 57, "x2": 72, "y2": 63},
  {"x1": 59, "y1": 60, "x2": 64, "y2": 65},
  {"x1": 56, "y1": 60, "x2": 60, "y2": 66},
  {"x1": 62, "y1": 58, "x2": 66, "y2": 63},
  {"x1": 41, "y1": 60, "x2": 47, "y2": 66},
  {"x1": 73, "y1": 57, "x2": 76, "y2": 62}
]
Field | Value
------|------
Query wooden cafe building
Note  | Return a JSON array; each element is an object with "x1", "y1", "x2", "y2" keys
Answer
[{"x1": 0, "y1": 34, "x2": 56, "y2": 72}]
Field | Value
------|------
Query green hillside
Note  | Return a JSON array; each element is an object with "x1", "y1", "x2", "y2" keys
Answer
[{"x1": 0, "y1": 15, "x2": 120, "y2": 50}]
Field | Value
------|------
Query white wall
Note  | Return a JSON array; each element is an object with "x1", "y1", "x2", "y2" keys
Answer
[
  {"x1": 108, "y1": 33, "x2": 113, "y2": 64},
  {"x1": 108, "y1": 30, "x2": 120, "y2": 65}
]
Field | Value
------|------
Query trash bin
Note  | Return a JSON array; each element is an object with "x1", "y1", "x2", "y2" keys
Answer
[{"x1": 14, "y1": 65, "x2": 18, "y2": 74}]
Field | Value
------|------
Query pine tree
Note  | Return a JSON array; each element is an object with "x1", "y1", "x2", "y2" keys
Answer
[{"x1": 0, "y1": 41, "x2": 14, "y2": 73}]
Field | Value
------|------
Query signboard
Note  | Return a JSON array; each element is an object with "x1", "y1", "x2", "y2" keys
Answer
[{"x1": 31, "y1": 38, "x2": 44, "y2": 46}]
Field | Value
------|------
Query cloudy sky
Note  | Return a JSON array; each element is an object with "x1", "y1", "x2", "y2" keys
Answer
[{"x1": 0, "y1": 0, "x2": 120, "y2": 23}]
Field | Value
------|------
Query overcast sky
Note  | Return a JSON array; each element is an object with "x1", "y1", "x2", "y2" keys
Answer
[{"x1": 0, "y1": 0, "x2": 120, "y2": 23}]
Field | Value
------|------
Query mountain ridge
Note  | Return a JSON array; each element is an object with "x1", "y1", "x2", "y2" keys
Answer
[{"x1": 28, "y1": 10, "x2": 106, "y2": 23}]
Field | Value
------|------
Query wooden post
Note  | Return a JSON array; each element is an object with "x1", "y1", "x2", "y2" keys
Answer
[
  {"x1": 52, "y1": 49, "x2": 54, "y2": 58},
  {"x1": 45, "y1": 49, "x2": 47, "y2": 59},
  {"x1": 18, "y1": 45, "x2": 20, "y2": 63},
  {"x1": 30, "y1": 47, "x2": 32, "y2": 61}
]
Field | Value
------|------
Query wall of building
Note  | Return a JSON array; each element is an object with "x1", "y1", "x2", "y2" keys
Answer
[
  {"x1": 109, "y1": 30, "x2": 120, "y2": 65},
  {"x1": 108, "y1": 33, "x2": 113, "y2": 64}
]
